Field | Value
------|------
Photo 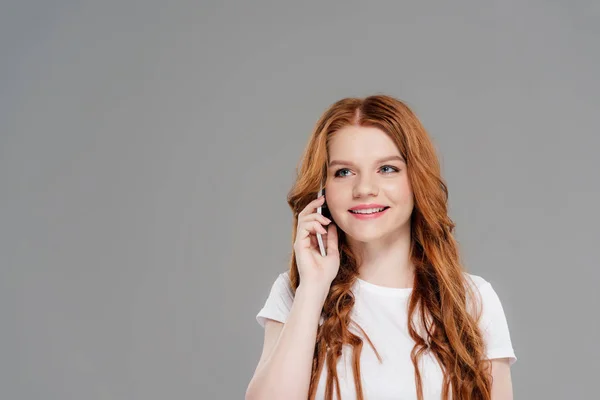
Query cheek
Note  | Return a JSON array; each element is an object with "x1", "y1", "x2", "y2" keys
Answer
[
  {"x1": 324, "y1": 192, "x2": 347, "y2": 219},
  {"x1": 384, "y1": 181, "x2": 413, "y2": 203},
  {"x1": 325, "y1": 194, "x2": 343, "y2": 214}
]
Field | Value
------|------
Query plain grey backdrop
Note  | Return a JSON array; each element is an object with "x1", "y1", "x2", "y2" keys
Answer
[{"x1": 1, "y1": 0, "x2": 598, "y2": 399}]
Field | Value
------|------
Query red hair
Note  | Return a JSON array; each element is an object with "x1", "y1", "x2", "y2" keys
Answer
[{"x1": 286, "y1": 94, "x2": 492, "y2": 399}]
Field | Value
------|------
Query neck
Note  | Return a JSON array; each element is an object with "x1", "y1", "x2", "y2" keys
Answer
[{"x1": 348, "y1": 225, "x2": 414, "y2": 289}]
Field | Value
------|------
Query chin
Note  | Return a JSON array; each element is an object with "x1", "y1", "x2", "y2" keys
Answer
[
  {"x1": 343, "y1": 227, "x2": 389, "y2": 243},
  {"x1": 341, "y1": 219, "x2": 411, "y2": 243}
]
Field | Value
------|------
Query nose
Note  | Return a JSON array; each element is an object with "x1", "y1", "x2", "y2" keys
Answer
[{"x1": 352, "y1": 176, "x2": 379, "y2": 198}]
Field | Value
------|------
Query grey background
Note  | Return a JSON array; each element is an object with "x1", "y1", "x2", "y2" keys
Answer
[{"x1": 1, "y1": 0, "x2": 598, "y2": 399}]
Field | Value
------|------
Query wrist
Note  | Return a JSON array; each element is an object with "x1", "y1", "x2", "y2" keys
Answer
[{"x1": 296, "y1": 282, "x2": 330, "y2": 304}]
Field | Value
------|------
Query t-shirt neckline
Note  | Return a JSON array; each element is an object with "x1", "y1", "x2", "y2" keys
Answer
[{"x1": 355, "y1": 277, "x2": 413, "y2": 296}]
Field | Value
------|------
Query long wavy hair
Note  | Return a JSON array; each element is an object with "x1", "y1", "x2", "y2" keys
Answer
[{"x1": 286, "y1": 94, "x2": 492, "y2": 400}]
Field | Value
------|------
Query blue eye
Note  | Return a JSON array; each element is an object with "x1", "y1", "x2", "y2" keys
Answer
[
  {"x1": 334, "y1": 168, "x2": 351, "y2": 177},
  {"x1": 333, "y1": 165, "x2": 399, "y2": 177},
  {"x1": 381, "y1": 165, "x2": 399, "y2": 174}
]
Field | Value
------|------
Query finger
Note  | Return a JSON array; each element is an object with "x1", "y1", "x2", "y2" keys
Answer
[
  {"x1": 300, "y1": 213, "x2": 331, "y2": 226},
  {"x1": 313, "y1": 221, "x2": 328, "y2": 235},
  {"x1": 297, "y1": 221, "x2": 328, "y2": 242},
  {"x1": 298, "y1": 195, "x2": 326, "y2": 217}
]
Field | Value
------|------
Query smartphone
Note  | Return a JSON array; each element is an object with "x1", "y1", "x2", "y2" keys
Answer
[{"x1": 316, "y1": 182, "x2": 331, "y2": 257}]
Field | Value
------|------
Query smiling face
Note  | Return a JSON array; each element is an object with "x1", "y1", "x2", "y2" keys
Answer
[{"x1": 325, "y1": 125, "x2": 414, "y2": 244}]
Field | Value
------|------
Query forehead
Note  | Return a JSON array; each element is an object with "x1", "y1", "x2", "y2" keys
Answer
[{"x1": 328, "y1": 125, "x2": 401, "y2": 160}]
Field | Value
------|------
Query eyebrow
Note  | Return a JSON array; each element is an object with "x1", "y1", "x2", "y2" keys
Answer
[{"x1": 328, "y1": 155, "x2": 405, "y2": 168}]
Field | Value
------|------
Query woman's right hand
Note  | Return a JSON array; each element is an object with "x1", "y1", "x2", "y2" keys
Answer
[{"x1": 293, "y1": 195, "x2": 340, "y2": 292}]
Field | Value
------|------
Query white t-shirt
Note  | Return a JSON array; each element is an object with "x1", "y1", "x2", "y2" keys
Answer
[{"x1": 256, "y1": 271, "x2": 517, "y2": 400}]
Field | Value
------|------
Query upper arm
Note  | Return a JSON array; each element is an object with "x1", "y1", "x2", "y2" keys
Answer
[
  {"x1": 490, "y1": 358, "x2": 513, "y2": 400},
  {"x1": 253, "y1": 273, "x2": 292, "y2": 373},
  {"x1": 475, "y1": 280, "x2": 517, "y2": 365},
  {"x1": 248, "y1": 272, "x2": 293, "y2": 395},
  {"x1": 252, "y1": 319, "x2": 285, "y2": 376}
]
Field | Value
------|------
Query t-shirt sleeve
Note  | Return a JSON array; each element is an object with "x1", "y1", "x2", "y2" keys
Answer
[
  {"x1": 256, "y1": 273, "x2": 294, "y2": 328},
  {"x1": 478, "y1": 281, "x2": 517, "y2": 365}
]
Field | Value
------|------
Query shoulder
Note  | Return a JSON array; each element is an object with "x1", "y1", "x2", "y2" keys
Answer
[
  {"x1": 462, "y1": 272, "x2": 510, "y2": 326},
  {"x1": 462, "y1": 272, "x2": 492, "y2": 292},
  {"x1": 265, "y1": 270, "x2": 294, "y2": 299},
  {"x1": 255, "y1": 271, "x2": 295, "y2": 327},
  {"x1": 462, "y1": 273, "x2": 517, "y2": 364},
  {"x1": 279, "y1": 270, "x2": 291, "y2": 283},
  {"x1": 275, "y1": 270, "x2": 293, "y2": 292},
  {"x1": 461, "y1": 272, "x2": 503, "y2": 318}
]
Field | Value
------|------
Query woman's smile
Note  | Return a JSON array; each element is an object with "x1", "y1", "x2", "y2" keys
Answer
[{"x1": 348, "y1": 206, "x2": 390, "y2": 220}]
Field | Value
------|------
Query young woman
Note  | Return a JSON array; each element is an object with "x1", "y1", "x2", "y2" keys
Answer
[{"x1": 246, "y1": 95, "x2": 517, "y2": 400}]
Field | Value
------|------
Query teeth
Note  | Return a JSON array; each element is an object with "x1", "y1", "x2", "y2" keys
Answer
[{"x1": 350, "y1": 207, "x2": 386, "y2": 214}]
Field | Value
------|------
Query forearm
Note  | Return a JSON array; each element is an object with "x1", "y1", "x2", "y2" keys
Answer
[{"x1": 246, "y1": 284, "x2": 327, "y2": 400}]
